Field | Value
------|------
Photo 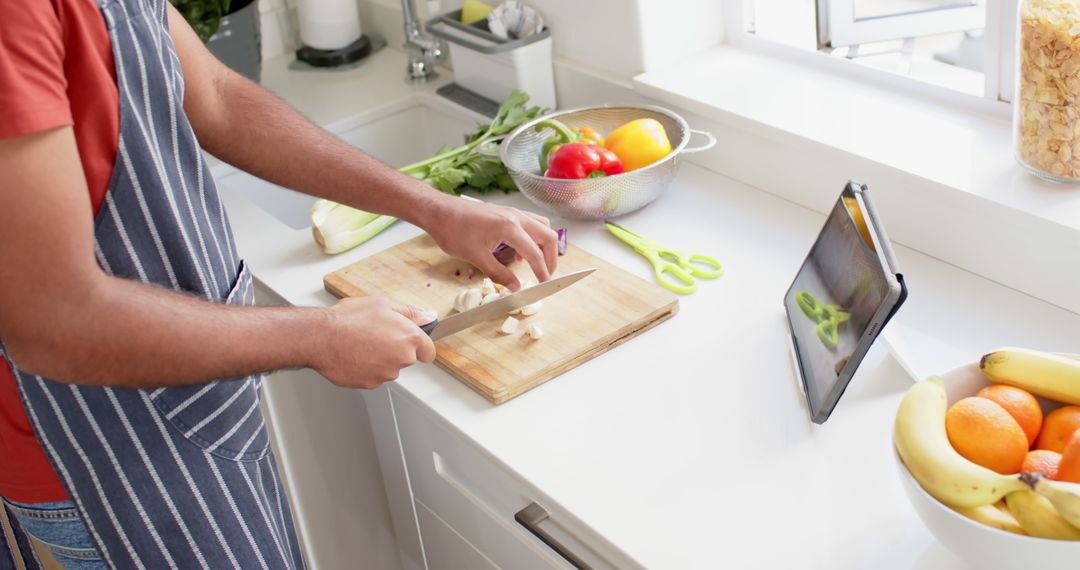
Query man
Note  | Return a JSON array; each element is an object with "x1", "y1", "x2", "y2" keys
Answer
[{"x1": 0, "y1": 0, "x2": 558, "y2": 567}]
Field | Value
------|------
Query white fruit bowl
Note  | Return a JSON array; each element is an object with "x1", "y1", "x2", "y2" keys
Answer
[{"x1": 895, "y1": 357, "x2": 1080, "y2": 569}]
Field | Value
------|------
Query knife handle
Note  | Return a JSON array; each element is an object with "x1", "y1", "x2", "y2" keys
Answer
[{"x1": 419, "y1": 319, "x2": 439, "y2": 336}]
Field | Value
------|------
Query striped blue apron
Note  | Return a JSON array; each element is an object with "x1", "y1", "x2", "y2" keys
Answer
[{"x1": 0, "y1": 0, "x2": 305, "y2": 567}]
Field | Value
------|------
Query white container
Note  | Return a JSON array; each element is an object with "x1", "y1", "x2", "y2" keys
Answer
[
  {"x1": 427, "y1": 11, "x2": 556, "y2": 110},
  {"x1": 895, "y1": 356, "x2": 1080, "y2": 570}
]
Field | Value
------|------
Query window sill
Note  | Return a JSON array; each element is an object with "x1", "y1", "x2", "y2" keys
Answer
[{"x1": 629, "y1": 45, "x2": 1080, "y2": 314}]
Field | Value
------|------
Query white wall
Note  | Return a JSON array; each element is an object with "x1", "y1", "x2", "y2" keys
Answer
[
  {"x1": 637, "y1": 0, "x2": 725, "y2": 71},
  {"x1": 259, "y1": 0, "x2": 725, "y2": 78}
]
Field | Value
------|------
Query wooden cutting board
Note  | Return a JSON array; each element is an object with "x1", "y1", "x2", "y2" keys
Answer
[{"x1": 324, "y1": 234, "x2": 678, "y2": 404}]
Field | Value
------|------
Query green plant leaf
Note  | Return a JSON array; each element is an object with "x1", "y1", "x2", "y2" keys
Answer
[{"x1": 169, "y1": 0, "x2": 228, "y2": 42}]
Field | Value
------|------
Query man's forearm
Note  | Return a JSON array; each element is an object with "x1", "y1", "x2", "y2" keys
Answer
[
  {"x1": 7, "y1": 275, "x2": 324, "y2": 387},
  {"x1": 189, "y1": 71, "x2": 453, "y2": 229}
]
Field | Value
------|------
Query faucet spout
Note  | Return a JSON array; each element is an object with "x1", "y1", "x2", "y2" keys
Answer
[{"x1": 402, "y1": 0, "x2": 442, "y2": 82}]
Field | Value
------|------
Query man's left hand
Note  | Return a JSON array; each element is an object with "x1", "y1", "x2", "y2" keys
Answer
[{"x1": 425, "y1": 198, "x2": 559, "y2": 291}]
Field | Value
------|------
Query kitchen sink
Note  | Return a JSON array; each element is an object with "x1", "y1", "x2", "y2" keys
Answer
[{"x1": 215, "y1": 99, "x2": 480, "y2": 230}]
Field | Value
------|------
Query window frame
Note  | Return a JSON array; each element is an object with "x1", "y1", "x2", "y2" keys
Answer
[
  {"x1": 726, "y1": 0, "x2": 1015, "y2": 112},
  {"x1": 818, "y1": 0, "x2": 986, "y2": 48}
]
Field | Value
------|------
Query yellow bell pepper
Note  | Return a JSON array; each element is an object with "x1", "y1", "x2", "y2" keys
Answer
[{"x1": 603, "y1": 118, "x2": 672, "y2": 171}]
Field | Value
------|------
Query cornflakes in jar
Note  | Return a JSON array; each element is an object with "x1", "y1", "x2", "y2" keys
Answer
[{"x1": 1015, "y1": 0, "x2": 1080, "y2": 182}]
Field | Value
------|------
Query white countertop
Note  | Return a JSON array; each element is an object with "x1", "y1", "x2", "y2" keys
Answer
[{"x1": 218, "y1": 49, "x2": 1080, "y2": 569}]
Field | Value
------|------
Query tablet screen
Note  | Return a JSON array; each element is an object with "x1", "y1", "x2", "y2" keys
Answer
[{"x1": 784, "y1": 188, "x2": 900, "y2": 422}]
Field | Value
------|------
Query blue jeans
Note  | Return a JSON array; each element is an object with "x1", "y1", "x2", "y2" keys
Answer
[{"x1": 2, "y1": 500, "x2": 104, "y2": 570}]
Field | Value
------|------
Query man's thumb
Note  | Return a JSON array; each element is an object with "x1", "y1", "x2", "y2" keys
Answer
[{"x1": 391, "y1": 303, "x2": 438, "y2": 325}]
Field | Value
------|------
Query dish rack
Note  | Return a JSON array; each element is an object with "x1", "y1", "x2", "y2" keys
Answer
[{"x1": 427, "y1": 9, "x2": 556, "y2": 112}]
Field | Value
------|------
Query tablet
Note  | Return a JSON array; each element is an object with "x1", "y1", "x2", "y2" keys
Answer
[{"x1": 784, "y1": 181, "x2": 907, "y2": 424}]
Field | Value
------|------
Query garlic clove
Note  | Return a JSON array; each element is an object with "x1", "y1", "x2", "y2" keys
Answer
[
  {"x1": 453, "y1": 289, "x2": 469, "y2": 313},
  {"x1": 462, "y1": 288, "x2": 483, "y2": 311},
  {"x1": 520, "y1": 301, "x2": 542, "y2": 316},
  {"x1": 499, "y1": 316, "x2": 519, "y2": 335}
]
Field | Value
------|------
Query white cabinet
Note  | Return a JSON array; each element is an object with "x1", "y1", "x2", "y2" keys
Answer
[
  {"x1": 415, "y1": 501, "x2": 499, "y2": 570},
  {"x1": 255, "y1": 283, "x2": 403, "y2": 570},
  {"x1": 366, "y1": 385, "x2": 640, "y2": 570}
]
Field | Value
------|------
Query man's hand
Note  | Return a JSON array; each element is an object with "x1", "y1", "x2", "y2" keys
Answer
[
  {"x1": 424, "y1": 198, "x2": 559, "y2": 291},
  {"x1": 313, "y1": 297, "x2": 437, "y2": 389},
  {"x1": 167, "y1": 5, "x2": 560, "y2": 292}
]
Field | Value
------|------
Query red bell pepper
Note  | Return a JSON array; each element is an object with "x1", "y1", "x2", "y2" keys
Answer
[{"x1": 544, "y1": 143, "x2": 625, "y2": 179}]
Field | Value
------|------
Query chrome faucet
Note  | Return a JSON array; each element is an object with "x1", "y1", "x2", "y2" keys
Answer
[{"x1": 402, "y1": 0, "x2": 442, "y2": 82}]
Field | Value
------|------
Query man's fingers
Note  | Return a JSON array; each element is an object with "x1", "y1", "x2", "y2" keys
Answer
[
  {"x1": 389, "y1": 302, "x2": 439, "y2": 326},
  {"x1": 504, "y1": 225, "x2": 551, "y2": 283},
  {"x1": 415, "y1": 335, "x2": 436, "y2": 363},
  {"x1": 475, "y1": 254, "x2": 521, "y2": 291},
  {"x1": 523, "y1": 210, "x2": 551, "y2": 227},
  {"x1": 387, "y1": 301, "x2": 436, "y2": 364},
  {"x1": 522, "y1": 218, "x2": 558, "y2": 275}
]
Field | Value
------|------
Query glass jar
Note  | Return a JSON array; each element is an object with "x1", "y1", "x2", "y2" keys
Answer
[{"x1": 1015, "y1": 0, "x2": 1080, "y2": 183}]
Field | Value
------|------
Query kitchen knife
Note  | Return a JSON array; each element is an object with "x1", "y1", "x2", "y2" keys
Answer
[{"x1": 420, "y1": 269, "x2": 596, "y2": 340}]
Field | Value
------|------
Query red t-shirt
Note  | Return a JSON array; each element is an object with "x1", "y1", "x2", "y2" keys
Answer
[{"x1": 0, "y1": 0, "x2": 119, "y2": 503}]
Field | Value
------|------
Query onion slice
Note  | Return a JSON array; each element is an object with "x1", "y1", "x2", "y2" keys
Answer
[{"x1": 491, "y1": 228, "x2": 568, "y2": 265}]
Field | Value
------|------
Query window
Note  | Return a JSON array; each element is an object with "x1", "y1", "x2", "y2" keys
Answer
[
  {"x1": 732, "y1": 0, "x2": 1016, "y2": 105},
  {"x1": 819, "y1": 0, "x2": 985, "y2": 47}
]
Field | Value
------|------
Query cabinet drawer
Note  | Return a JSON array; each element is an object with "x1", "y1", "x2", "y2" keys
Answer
[{"x1": 391, "y1": 390, "x2": 636, "y2": 570}]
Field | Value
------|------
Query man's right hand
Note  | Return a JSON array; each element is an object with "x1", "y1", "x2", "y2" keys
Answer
[{"x1": 313, "y1": 297, "x2": 438, "y2": 389}]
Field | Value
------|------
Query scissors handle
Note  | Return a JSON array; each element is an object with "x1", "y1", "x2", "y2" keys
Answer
[
  {"x1": 796, "y1": 291, "x2": 850, "y2": 349},
  {"x1": 817, "y1": 319, "x2": 841, "y2": 349},
  {"x1": 684, "y1": 253, "x2": 724, "y2": 279},
  {"x1": 796, "y1": 291, "x2": 825, "y2": 320},
  {"x1": 651, "y1": 255, "x2": 698, "y2": 295}
]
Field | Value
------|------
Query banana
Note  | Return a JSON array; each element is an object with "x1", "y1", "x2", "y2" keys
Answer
[
  {"x1": 1005, "y1": 489, "x2": 1080, "y2": 540},
  {"x1": 895, "y1": 377, "x2": 1027, "y2": 508},
  {"x1": 1024, "y1": 473, "x2": 1080, "y2": 531},
  {"x1": 980, "y1": 347, "x2": 1080, "y2": 405},
  {"x1": 951, "y1": 501, "x2": 1027, "y2": 535}
]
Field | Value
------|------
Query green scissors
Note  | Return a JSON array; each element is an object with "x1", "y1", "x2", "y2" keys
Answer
[
  {"x1": 605, "y1": 221, "x2": 724, "y2": 295},
  {"x1": 796, "y1": 291, "x2": 850, "y2": 349}
]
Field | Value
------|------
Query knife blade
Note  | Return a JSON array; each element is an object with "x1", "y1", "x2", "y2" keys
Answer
[{"x1": 420, "y1": 269, "x2": 596, "y2": 340}]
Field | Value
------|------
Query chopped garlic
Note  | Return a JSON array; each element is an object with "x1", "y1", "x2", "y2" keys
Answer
[
  {"x1": 480, "y1": 278, "x2": 496, "y2": 297},
  {"x1": 493, "y1": 282, "x2": 509, "y2": 294},
  {"x1": 520, "y1": 301, "x2": 542, "y2": 316},
  {"x1": 499, "y1": 316, "x2": 519, "y2": 335},
  {"x1": 453, "y1": 289, "x2": 469, "y2": 313},
  {"x1": 526, "y1": 323, "x2": 544, "y2": 340},
  {"x1": 462, "y1": 288, "x2": 482, "y2": 311},
  {"x1": 481, "y1": 292, "x2": 501, "y2": 305}
]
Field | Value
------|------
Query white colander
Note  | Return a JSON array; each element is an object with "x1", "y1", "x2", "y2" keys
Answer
[{"x1": 500, "y1": 105, "x2": 716, "y2": 220}]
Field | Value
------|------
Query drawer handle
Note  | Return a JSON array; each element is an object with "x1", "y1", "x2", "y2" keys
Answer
[{"x1": 514, "y1": 502, "x2": 594, "y2": 570}]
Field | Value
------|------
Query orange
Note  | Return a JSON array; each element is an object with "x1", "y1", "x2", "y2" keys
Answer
[
  {"x1": 977, "y1": 385, "x2": 1043, "y2": 446},
  {"x1": 946, "y1": 397, "x2": 1029, "y2": 474},
  {"x1": 1036, "y1": 405, "x2": 1080, "y2": 453},
  {"x1": 1022, "y1": 449, "x2": 1062, "y2": 479},
  {"x1": 1056, "y1": 430, "x2": 1080, "y2": 482}
]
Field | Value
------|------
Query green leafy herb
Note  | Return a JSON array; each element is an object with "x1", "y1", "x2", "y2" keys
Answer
[{"x1": 311, "y1": 91, "x2": 548, "y2": 254}]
